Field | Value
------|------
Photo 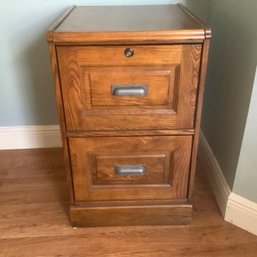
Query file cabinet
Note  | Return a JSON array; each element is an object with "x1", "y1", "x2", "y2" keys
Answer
[{"x1": 47, "y1": 4, "x2": 211, "y2": 226}]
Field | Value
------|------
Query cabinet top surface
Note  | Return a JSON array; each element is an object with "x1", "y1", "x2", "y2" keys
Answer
[{"x1": 47, "y1": 5, "x2": 211, "y2": 43}]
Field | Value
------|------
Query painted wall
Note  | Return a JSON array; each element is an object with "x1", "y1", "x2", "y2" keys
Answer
[
  {"x1": 233, "y1": 67, "x2": 257, "y2": 202},
  {"x1": 1, "y1": 0, "x2": 192, "y2": 126},
  {"x1": 184, "y1": 0, "x2": 211, "y2": 22},
  {"x1": 201, "y1": 0, "x2": 257, "y2": 188}
]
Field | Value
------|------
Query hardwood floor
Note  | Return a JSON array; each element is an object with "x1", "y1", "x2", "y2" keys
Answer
[{"x1": 0, "y1": 148, "x2": 257, "y2": 257}]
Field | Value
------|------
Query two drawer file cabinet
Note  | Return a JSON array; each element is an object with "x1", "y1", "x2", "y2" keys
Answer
[{"x1": 47, "y1": 4, "x2": 211, "y2": 227}]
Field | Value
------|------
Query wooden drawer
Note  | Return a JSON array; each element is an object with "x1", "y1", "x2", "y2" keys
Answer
[
  {"x1": 57, "y1": 45, "x2": 202, "y2": 131},
  {"x1": 69, "y1": 136, "x2": 192, "y2": 201}
]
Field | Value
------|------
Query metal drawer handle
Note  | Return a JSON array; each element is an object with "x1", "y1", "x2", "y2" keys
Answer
[
  {"x1": 112, "y1": 85, "x2": 148, "y2": 96},
  {"x1": 114, "y1": 165, "x2": 147, "y2": 176}
]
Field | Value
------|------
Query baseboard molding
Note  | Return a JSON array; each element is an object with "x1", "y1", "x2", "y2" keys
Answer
[
  {"x1": 198, "y1": 130, "x2": 231, "y2": 216},
  {"x1": 225, "y1": 193, "x2": 257, "y2": 236},
  {"x1": 0, "y1": 125, "x2": 62, "y2": 149},
  {"x1": 199, "y1": 130, "x2": 257, "y2": 236}
]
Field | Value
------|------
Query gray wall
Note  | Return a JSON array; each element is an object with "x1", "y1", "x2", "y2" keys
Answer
[
  {"x1": 184, "y1": 0, "x2": 257, "y2": 203},
  {"x1": 185, "y1": 0, "x2": 211, "y2": 22},
  {"x1": 233, "y1": 67, "x2": 257, "y2": 202},
  {"x1": 201, "y1": 0, "x2": 257, "y2": 188}
]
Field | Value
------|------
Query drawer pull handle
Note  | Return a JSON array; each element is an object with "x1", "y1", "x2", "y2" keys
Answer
[
  {"x1": 114, "y1": 165, "x2": 146, "y2": 176},
  {"x1": 124, "y1": 48, "x2": 134, "y2": 57},
  {"x1": 112, "y1": 85, "x2": 148, "y2": 96}
]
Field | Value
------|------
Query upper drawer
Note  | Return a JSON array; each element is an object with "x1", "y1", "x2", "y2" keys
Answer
[{"x1": 57, "y1": 45, "x2": 202, "y2": 131}]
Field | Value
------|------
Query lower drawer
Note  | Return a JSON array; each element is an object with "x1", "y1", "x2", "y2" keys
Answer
[{"x1": 69, "y1": 136, "x2": 192, "y2": 201}]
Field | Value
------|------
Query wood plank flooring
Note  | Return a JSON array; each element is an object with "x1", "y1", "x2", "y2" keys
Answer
[{"x1": 0, "y1": 148, "x2": 257, "y2": 257}]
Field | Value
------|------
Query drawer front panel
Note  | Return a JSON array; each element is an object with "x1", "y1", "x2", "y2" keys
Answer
[
  {"x1": 69, "y1": 136, "x2": 192, "y2": 201},
  {"x1": 84, "y1": 66, "x2": 177, "y2": 109},
  {"x1": 57, "y1": 45, "x2": 201, "y2": 131},
  {"x1": 93, "y1": 152, "x2": 170, "y2": 185}
]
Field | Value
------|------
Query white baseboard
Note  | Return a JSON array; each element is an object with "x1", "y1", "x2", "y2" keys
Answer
[
  {"x1": 199, "y1": 130, "x2": 257, "y2": 236},
  {"x1": 225, "y1": 193, "x2": 257, "y2": 236},
  {"x1": 198, "y1": 130, "x2": 231, "y2": 216},
  {"x1": 0, "y1": 125, "x2": 62, "y2": 149}
]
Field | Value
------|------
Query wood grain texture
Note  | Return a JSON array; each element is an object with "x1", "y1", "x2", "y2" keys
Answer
[
  {"x1": 51, "y1": 32, "x2": 205, "y2": 45},
  {"x1": 47, "y1": 43, "x2": 66, "y2": 134},
  {"x1": 92, "y1": 152, "x2": 170, "y2": 185},
  {"x1": 57, "y1": 45, "x2": 201, "y2": 131},
  {"x1": 82, "y1": 66, "x2": 176, "y2": 109},
  {"x1": 69, "y1": 136, "x2": 192, "y2": 202},
  {"x1": 46, "y1": 5, "x2": 209, "y2": 44},
  {"x1": 70, "y1": 204, "x2": 192, "y2": 227},
  {"x1": 177, "y1": 4, "x2": 212, "y2": 39},
  {"x1": 1, "y1": 148, "x2": 257, "y2": 256},
  {"x1": 46, "y1": 5, "x2": 76, "y2": 41},
  {"x1": 188, "y1": 39, "x2": 211, "y2": 202},
  {"x1": 56, "y1": 5, "x2": 205, "y2": 32},
  {"x1": 65, "y1": 129, "x2": 194, "y2": 137},
  {"x1": 47, "y1": 42, "x2": 75, "y2": 204}
]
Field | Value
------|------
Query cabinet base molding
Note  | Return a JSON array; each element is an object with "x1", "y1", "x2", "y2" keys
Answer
[{"x1": 70, "y1": 203, "x2": 192, "y2": 227}]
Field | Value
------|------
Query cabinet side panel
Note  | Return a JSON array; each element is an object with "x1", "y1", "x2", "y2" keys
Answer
[
  {"x1": 188, "y1": 39, "x2": 211, "y2": 201},
  {"x1": 48, "y1": 42, "x2": 75, "y2": 203}
]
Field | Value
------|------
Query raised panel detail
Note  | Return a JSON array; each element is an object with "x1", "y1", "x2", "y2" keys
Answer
[
  {"x1": 57, "y1": 45, "x2": 202, "y2": 131},
  {"x1": 69, "y1": 136, "x2": 192, "y2": 201},
  {"x1": 80, "y1": 66, "x2": 179, "y2": 111},
  {"x1": 91, "y1": 151, "x2": 172, "y2": 185}
]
